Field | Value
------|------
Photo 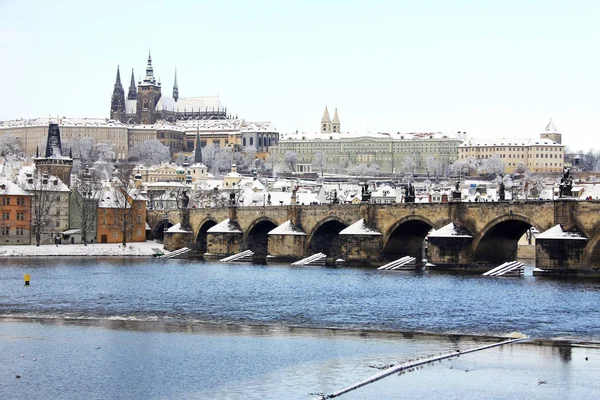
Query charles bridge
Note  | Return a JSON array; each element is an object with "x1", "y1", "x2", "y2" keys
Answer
[{"x1": 147, "y1": 200, "x2": 600, "y2": 276}]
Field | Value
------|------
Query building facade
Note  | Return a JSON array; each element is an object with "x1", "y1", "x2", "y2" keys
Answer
[
  {"x1": 0, "y1": 178, "x2": 31, "y2": 245},
  {"x1": 457, "y1": 122, "x2": 565, "y2": 174}
]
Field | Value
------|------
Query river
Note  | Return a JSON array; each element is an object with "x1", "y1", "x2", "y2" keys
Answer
[{"x1": 1, "y1": 257, "x2": 599, "y2": 399}]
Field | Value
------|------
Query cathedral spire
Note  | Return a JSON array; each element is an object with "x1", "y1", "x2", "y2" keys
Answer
[
  {"x1": 127, "y1": 68, "x2": 137, "y2": 100},
  {"x1": 110, "y1": 65, "x2": 126, "y2": 120},
  {"x1": 173, "y1": 68, "x2": 179, "y2": 102},
  {"x1": 194, "y1": 127, "x2": 203, "y2": 164},
  {"x1": 144, "y1": 49, "x2": 156, "y2": 84}
]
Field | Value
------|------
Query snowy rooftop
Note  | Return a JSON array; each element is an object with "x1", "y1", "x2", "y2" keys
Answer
[
  {"x1": 178, "y1": 119, "x2": 243, "y2": 132},
  {"x1": 166, "y1": 223, "x2": 192, "y2": 233},
  {"x1": 459, "y1": 137, "x2": 563, "y2": 147},
  {"x1": 536, "y1": 224, "x2": 588, "y2": 240},
  {"x1": 339, "y1": 219, "x2": 382, "y2": 235},
  {"x1": 206, "y1": 218, "x2": 242, "y2": 233},
  {"x1": 268, "y1": 220, "x2": 306, "y2": 235},
  {"x1": 0, "y1": 177, "x2": 29, "y2": 196},
  {"x1": 240, "y1": 121, "x2": 278, "y2": 133},
  {"x1": 428, "y1": 223, "x2": 473, "y2": 238},
  {"x1": 278, "y1": 131, "x2": 460, "y2": 142},
  {"x1": 0, "y1": 117, "x2": 127, "y2": 129}
]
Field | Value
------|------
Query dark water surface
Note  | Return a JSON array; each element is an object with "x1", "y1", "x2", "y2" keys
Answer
[
  {"x1": 1, "y1": 257, "x2": 600, "y2": 399},
  {"x1": 1, "y1": 257, "x2": 598, "y2": 340}
]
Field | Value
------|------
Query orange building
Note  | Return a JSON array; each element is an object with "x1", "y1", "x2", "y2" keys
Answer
[
  {"x1": 97, "y1": 187, "x2": 147, "y2": 244},
  {"x1": 0, "y1": 179, "x2": 32, "y2": 245}
]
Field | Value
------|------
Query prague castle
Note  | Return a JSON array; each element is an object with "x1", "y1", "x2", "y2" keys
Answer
[{"x1": 110, "y1": 52, "x2": 229, "y2": 124}]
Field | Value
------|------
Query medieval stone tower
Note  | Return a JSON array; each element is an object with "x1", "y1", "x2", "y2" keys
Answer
[{"x1": 34, "y1": 123, "x2": 73, "y2": 186}]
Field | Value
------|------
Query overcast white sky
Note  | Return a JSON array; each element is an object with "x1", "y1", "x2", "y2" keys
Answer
[{"x1": 0, "y1": 0, "x2": 598, "y2": 150}]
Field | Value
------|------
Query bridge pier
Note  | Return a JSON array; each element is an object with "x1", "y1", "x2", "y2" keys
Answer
[
  {"x1": 338, "y1": 219, "x2": 383, "y2": 266},
  {"x1": 267, "y1": 220, "x2": 307, "y2": 263},
  {"x1": 427, "y1": 223, "x2": 474, "y2": 270},
  {"x1": 535, "y1": 225, "x2": 589, "y2": 276},
  {"x1": 205, "y1": 218, "x2": 244, "y2": 260}
]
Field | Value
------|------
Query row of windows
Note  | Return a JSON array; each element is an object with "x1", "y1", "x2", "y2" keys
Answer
[
  {"x1": 101, "y1": 216, "x2": 143, "y2": 225},
  {"x1": 0, "y1": 212, "x2": 23, "y2": 220},
  {"x1": 1, "y1": 197, "x2": 27, "y2": 206},
  {"x1": 0, "y1": 227, "x2": 25, "y2": 235}
]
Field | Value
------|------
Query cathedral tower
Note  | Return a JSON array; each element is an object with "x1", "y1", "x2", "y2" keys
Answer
[
  {"x1": 127, "y1": 69, "x2": 137, "y2": 100},
  {"x1": 136, "y1": 51, "x2": 162, "y2": 124},
  {"x1": 110, "y1": 66, "x2": 126, "y2": 121},
  {"x1": 173, "y1": 69, "x2": 179, "y2": 102},
  {"x1": 321, "y1": 106, "x2": 332, "y2": 133},
  {"x1": 540, "y1": 119, "x2": 562, "y2": 144},
  {"x1": 332, "y1": 107, "x2": 341, "y2": 133}
]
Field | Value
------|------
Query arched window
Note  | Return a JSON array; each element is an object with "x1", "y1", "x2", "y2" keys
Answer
[
  {"x1": 243, "y1": 137, "x2": 246, "y2": 147},
  {"x1": 258, "y1": 137, "x2": 262, "y2": 147},
  {"x1": 250, "y1": 137, "x2": 254, "y2": 146}
]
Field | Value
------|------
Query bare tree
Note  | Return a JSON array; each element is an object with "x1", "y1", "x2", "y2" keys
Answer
[
  {"x1": 23, "y1": 170, "x2": 63, "y2": 246},
  {"x1": 283, "y1": 151, "x2": 298, "y2": 173},
  {"x1": 312, "y1": 151, "x2": 326, "y2": 177},
  {"x1": 202, "y1": 144, "x2": 232, "y2": 175},
  {"x1": 425, "y1": 156, "x2": 442, "y2": 178},
  {"x1": 70, "y1": 171, "x2": 102, "y2": 246},
  {"x1": 0, "y1": 134, "x2": 23, "y2": 157},
  {"x1": 112, "y1": 161, "x2": 138, "y2": 246},
  {"x1": 400, "y1": 156, "x2": 416, "y2": 177}
]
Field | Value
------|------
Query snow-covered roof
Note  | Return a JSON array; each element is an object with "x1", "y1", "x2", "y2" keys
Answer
[
  {"x1": 0, "y1": 177, "x2": 29, "y2": 196},
  {"x1": 166, "y1": 223, "x2": 192, "y2": 233},
  {"x1": 278, "y1": 131, "x2": 459, "y2": 142},
  {"x1": 164, "y1": 96, "x2": 222, "y2": 113},
  {"x1": 536, "y1": 225, "x2": 588, "y2": 240},
  {"x1": 428, "y1": 223, "x2": 472, "y2": 238},
  {"x1": 459, "y1": 137, "x2": 563, "y2": 147},
  {"x1": 178, "y1": 119, "x2": 243, "y2": 132},
  {"x1": 0, "y1": 117, "x2": 127, "y2": 129},
  {"x1": 268, "y1": 220, "x2": 306, "y2": 236},
  {"x1": 240, "y1": 121, "x2": 278, "y2": 133},
  {"x1": 17, "y1": 167, "x2": 70, "y2": 192},
  {"x1": 206, "y1": 218, "x2": 242, "y2": 233},
  {"x1": 339, "y1": 219, "x2": 382, "y2": 235}
]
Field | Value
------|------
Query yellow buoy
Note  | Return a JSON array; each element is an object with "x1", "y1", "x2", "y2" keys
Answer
[{"x1": 24, "y1": 274, "x2": 30, "y2": 286}]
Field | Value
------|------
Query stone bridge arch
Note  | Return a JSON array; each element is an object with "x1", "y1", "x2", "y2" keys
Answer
[
  {"x1": 193, "y1": 217, "x2": 219, "y2": 258},
  {"x1": 471, "y1": 213, "x2": 542, "y2": 266},
  {"x1": 383, "y1": 215, "x2": 439, "y2": 262},
  {"x1": 305, "y1": 216, "x2": 349, "y2": 263},
  {"x1": 582, "y1": 229, "x2": 600, "y2": 268},
  {"x1": 243, "y1": 216, "x2": 279, "y2": 263},
  {"x1": 152, "y1": 219, "x2": 175, "y2": 242}
]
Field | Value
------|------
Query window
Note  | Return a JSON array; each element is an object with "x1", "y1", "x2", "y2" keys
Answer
[
  {"x1": 16, "y1": 227, "x2": 24, "y2": 235},
  {"x1": 137, "y1": 228, "x2": 141, "y2": 237},
  {"x1": 17, "y1": 197, "x2": 25, "y2": 205},
  {"x1": 102, "y1": 218, "x2": 107, "y2": 225},
  {"x1": 1, "y1": 212, "x2": 9, "y2": 220},
  {"x1": 113, "y1": 232, "x2": 118, "y2": 239},
  {"x1": 2, "y1": 197, "x2": 10, "y2": 205},
  {"x1": 0, "y1": 227, "x2": 8, "y2": 235},
  {"x1": 16, "y1": 212, "x2": 24, "y2": 220}
]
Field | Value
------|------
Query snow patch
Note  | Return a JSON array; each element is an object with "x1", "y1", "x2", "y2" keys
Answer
[
  {"x1": 339, "y1": 219, "x2": 382, "y2": 235},
  {"x1": 268, "y1": 220, "x2": 306, "y2": 235},
  {"x1": 166, "y1": 223, "x2": 192, "y2": 233},
  {"x1": 206, "y1": 218, "x2": 242, "y2": 233},
  {"x1": 536, "y1": 224, "x2": 588, "y2": 240},
  {"x1": 428, "y1": 223, "x2": 473, "y2": 238}
]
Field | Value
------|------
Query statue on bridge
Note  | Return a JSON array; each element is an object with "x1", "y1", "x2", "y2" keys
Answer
[
  {"x1": 361, "y1": 183, "x2": 371, "y2": 202},
  {"x1": 329, "y1": 189, "x2": 339, "y2": 204},
  {"x1": 180, "y1": 190, "x2": 190, "y2": 209},
  {"x1": 404, "y1": 183, "x2": 416, "y2": 203},
  {"x1": 229, "y1": 191, "x2": 236, "y2": 206},
  {"x1": 559, "y1": 167, "x2": 573, "y2": 198},
  {"x1": 499, "y1": 181, "x2": 506, "y2": 201}
]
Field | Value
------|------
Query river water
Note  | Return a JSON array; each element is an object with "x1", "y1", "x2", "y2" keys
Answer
[{"x1": 1, "y1": 257, "x2": 599, "y2": 399}]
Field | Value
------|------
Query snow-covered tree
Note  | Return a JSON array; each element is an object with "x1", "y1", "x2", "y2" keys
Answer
[
  {"x1": 425, "y1": 156, "x2": 441, "y2": 178},
  {"x1": 400, "y1": 156, "x2": 416, "y2": 177},
  {"x1": 478, "y1": 154, "x2": 504, "y2": 177},
  {"x1": 312, "y1": 151, "x2": 326, "y2": 177},
  {"x1": 0, "y1": 134, "x2": 23, "y2": 157},
  {"x1": 582, "y1": 150, "x2": 600, "y2": 172},
  {"x1": 24, "y1": 170, "x2": 63, "y2": 246},
  {"x1": 283, "y1": 151, "x2": 298, "y2": 173},
  {"x1": 449, "y1": 157, "x2": 479, "y2": 177},
  {"x1": 129, "y1": 139, "x2": 171, "y2": 166},
  {"x1": 514, "y1": 162, "x2": 528, "y2": 175},
  {"x1": 202, "y1": 144, "x2": 232, "y2": 175},
  {"x1": 112, "y1": 161, "x2": 138, "y2": 247}
]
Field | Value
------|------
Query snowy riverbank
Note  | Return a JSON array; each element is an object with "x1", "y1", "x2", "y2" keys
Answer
[{"x1": 0, "y1": 241, "x2": 163, "y2": 257}]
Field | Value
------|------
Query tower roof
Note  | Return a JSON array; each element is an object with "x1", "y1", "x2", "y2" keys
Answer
[
  {"x1": 143, "y1": 50, "x2": 157, "y2": 85},
  {"x1": 321, "y1": 106, "x2": 331, "y2": 123},
  {"x1": 127, "y1": 68, "x2": 137, "y2": 100},
  {"x1": 194, "y1": 128, "x2": 203, "y2": 164},
  {"x1": 332, "y1": 107, "x2": 340, "y2": 123},
  {"x1": 545, "y1": 118, "x2": 559, "y2": 133},
  {"x1": 114, "y1": 65, "x2": 123, "y2": 87}
]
